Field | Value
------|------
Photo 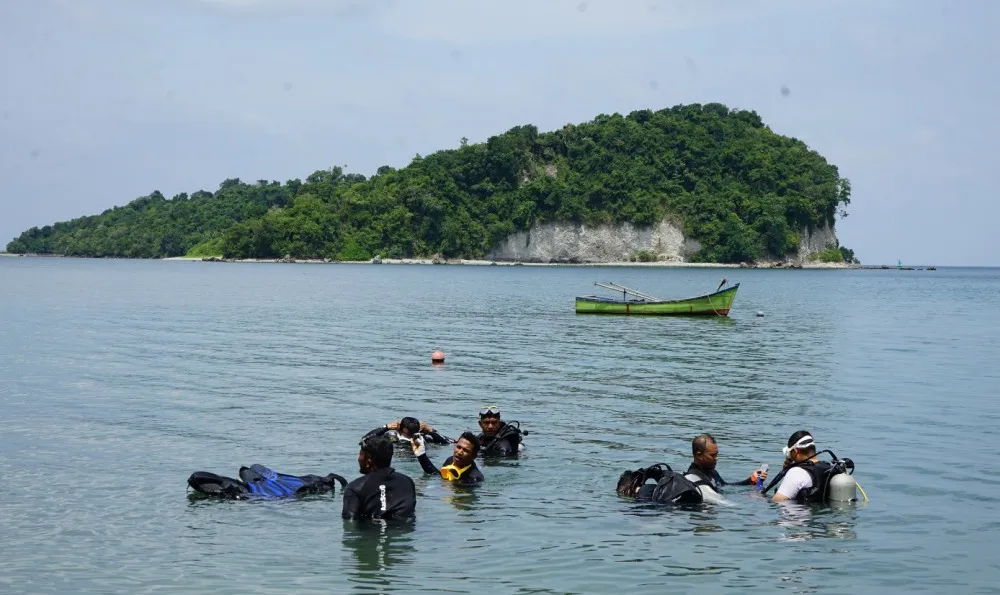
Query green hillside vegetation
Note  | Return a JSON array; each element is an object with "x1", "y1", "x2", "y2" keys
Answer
[{"x1": 6, "y1": 103, "x2": 853, "y2": 263}]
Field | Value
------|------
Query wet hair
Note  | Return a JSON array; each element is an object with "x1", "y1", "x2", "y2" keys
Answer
[
  {"x1": 692, "y1": 433, "x2": 717, "y2": 455},
  {"x1": 399, "y1": 417, "x2": 420, "y2": 436},
  {"x1": 457, "y1": 431, "x2": 480, "y2": 456},
  {"x1": 787, "y1": 430, "x2": 817, "y2": 455},
  {"x1": 361, "y1": 435, "x2": 394, "y2": 469}
]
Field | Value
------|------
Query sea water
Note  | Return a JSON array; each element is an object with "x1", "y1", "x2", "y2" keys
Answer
[{"x1": 1, "y1": 258, "x2": 998, "y2": 593}]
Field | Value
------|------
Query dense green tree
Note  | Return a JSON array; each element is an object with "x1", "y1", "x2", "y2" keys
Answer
[{"x1": 6, "y1": 103, "x2": 854, "y2": 262}]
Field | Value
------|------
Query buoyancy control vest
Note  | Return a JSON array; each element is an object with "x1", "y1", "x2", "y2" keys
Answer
[
  {"x1": 479, "y1": 421, "x2": 526, "y2": 456},
  {"x1": 683, "y1": 466, "x2": 721, "y2": 492},
  {"x1": 795, "y1": 460, "x2": 835, "y2": 504},
  {"x1": 762, "y1": 450, "x2": 856, "y2": 504},
  {"x1": 617, "y1": 463, "x2": 704, "y2": 505}
]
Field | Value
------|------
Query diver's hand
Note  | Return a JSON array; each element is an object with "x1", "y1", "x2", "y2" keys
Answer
[
  {"x1": 411, "y1": 434, "x2": 426, "y2": 457},
  {"x1": 419, "y1": 421, "x2": 434, "y2": 434},
  {"x1": 750, "y1": 468, "x2": 769, "y2": 483},
  {"x1": 386, "y1": 421, "x2": 400, "y2": 430}
]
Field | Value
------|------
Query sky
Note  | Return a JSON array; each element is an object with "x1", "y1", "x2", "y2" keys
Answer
[{"x1": 1, "y1": 0, "x2": 998, "y2": 266}]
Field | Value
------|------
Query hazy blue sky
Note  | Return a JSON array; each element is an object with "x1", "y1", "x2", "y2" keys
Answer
[{"x1": 2, "y1": 0, "x2": 997, "y2": 265}]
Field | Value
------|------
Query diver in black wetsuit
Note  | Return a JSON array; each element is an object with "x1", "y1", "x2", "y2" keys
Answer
[
  {"x1": 685, "y1": 433, "x2": 767, "y2": 497},
  {"x1": 360, "y1": 416, "x2": 452, "y2": 446},
  {"x1": 342, "y1": 435, "x2": 417, "y2": 521},
  {"x1": 412, "y1": 431, "x2": 484, "y2": 485},
  {"x1": 475, "y1": 405, "x2": 525, "y2": 457}
]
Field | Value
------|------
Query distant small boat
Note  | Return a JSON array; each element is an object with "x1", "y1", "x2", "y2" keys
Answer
[{"x1": 575, "y1": 281, "x2": 740, "y2": 316}]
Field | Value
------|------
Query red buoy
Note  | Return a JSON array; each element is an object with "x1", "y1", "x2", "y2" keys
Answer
[{"x1": 431, "y1": 350, "x2": 445, "y2": 364}]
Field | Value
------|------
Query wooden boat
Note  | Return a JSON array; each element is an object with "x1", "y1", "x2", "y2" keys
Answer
[{"x1": 575, "y1": 280, "x2": 740, "y2": 316}]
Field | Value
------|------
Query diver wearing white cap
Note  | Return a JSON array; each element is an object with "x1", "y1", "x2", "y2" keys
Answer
[{"x1": 772, "y1": 431, "x2": 820, "y2": 502}]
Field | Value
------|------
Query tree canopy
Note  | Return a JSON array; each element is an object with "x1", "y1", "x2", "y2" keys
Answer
[{"x1": 6, "y1": 103, "x2": 852, "y2": 263}]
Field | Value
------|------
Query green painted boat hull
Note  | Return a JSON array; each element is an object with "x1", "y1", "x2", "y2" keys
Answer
[{"x1": 575, "y1": 283, "x2": 740, "y2": 316}]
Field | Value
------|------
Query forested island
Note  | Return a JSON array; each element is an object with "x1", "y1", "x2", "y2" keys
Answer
[{"x1": 5, "y1": 103, "x2": 858, "y2": 265}]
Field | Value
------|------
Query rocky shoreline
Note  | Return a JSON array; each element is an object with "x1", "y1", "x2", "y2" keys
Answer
[
  {"x1": 163, "y1": 255, "x2": 859, "y2": 269},
  {"x1": 4, "y1": 218, "x2": 859, "y2": 268},
  {"x1": 3, "y1": 252, "x2": 859, "y2": 268}
]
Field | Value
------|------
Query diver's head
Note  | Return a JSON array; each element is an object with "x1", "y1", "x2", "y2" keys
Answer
[
  {"x1": 783, "y1": 431, "x2": 817, "y2": 463},
  {"x1": 359, "y1": 435, "x2": 394, "y2": 474},
  {"x1": 452, "y1": 431, "x2": 480, "y2": 467},
  {"x1": 692, "y1": 433, "x2": 719, "y2": 471},
  {"x1": 398, "y1": 416, "x2": 421, "y2": 439},
  {"x1": 478, "y1": 405, "x2": 502, "y2": 437}
]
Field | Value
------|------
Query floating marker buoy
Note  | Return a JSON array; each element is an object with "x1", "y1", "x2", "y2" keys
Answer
[
  {"x1": 431, "y1": 350, "x2": 445, "y2": 364},
  {"x1": 756, "y1": 311, "x2": 765, "y2": 317}
]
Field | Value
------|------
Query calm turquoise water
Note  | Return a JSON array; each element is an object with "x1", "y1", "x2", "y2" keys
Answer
[{"x1": 1, "y1": 258, "x2": 998, "y2": 594}]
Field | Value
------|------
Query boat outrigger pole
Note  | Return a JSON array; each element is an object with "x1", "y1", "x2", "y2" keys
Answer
[
  {"x1": 593, "y1": 282, "x2": 629, "y2": 302},
  {"x1": 593, "y1": 282, "x2": 663, "y2": 302}
]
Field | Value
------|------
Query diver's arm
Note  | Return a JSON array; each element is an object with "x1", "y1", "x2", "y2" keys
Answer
[
  {"x1": 771, "y1": 467, "x2": 807, "y2": 502},
  {"x1": 341, "y1": 486, "x2": 362, "y2": 519},
  {"x1": 425, "y1": 431, "x2": 452, "y2": 445},
  {"x1": 360, "y1": 425, "x2": 391, "y2": 442},
  {"x1": 416, "y1": 453, "x2": 438, "y2": 475},
  {"x1": 411, "y1": 435, "x2": 439, "y2": 475},
  {"x1": 721, "y1": 468, "x2": 766, "y2": 487}
]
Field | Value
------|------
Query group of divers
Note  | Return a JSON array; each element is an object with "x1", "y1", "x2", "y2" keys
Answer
[{"x1": 187, "y1": 405, "x2": 867, "y2": 521}]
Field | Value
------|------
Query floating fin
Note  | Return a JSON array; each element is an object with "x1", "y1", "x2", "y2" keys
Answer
[
  {"x1": 187, "y1": 471, "x2": 249, "y2": 499},
  {"x1": 240, "y1": 464, "x2": 345, "y2": 498},
  {"x1": 187, "y1": 465, "x2": 346, "y2": 500}
]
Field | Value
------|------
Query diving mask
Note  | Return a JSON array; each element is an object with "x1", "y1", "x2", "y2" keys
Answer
[
  {"x1": 440, "y1": 463, "x2": 470, "y2": 481},
  {"x1": 479, "y1": 405, "x2": 500, "y2": 418},
  {"x1": 782, "y1": 434, "x2": 815, "y2": 458}
]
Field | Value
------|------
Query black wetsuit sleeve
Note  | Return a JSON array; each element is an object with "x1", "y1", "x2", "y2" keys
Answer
[
  {"x1": 425, "y1": 431, "x2": 451, "y2": 445},
  {"x1": 719, "y1": 472, "x2": 753, "y2": 487},
  {"x1": 391, "y1": 474, "x2": 417, "y2": 519},
  {"x1": 341, "y1": 484, "x2": 362, "y2": 520},
  {"x1": 361, "y1": 425, "x2": 390, "y2": 442},
  {"x1": 417, "y1": 453, "x2": 439, "y2": 475},
  {"x1": 717, "y1": 476, "x2": 753, "y2": 486}
]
